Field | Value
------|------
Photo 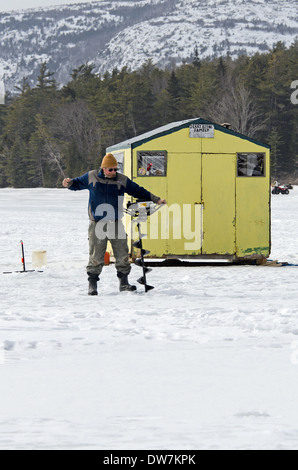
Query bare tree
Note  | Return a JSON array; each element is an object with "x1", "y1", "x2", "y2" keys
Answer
[
  {"x1": 52, "y1": 100, "x2": 101, "y2": 162},
  {"x1": 35, "y1": 113, "x2": 66, "y2": 179},
  {"x1": 207, "y1": 72, "x2": 265, "y2": 137}
]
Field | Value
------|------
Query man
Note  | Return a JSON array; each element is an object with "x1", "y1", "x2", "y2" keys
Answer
[{"x1": 62, "y1": 153, "x2": 166, "y2": 295}]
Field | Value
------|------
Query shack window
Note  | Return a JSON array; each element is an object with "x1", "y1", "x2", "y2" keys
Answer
[
  {"x1": 237, "y1": 153, "x2": 265, "y2": 177},
  {"x1": 137, "y1": 151, "x2": 167, "y2": 177}
]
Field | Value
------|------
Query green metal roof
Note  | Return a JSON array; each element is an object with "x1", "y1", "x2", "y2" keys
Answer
[{"x1": 106, "y1": 117, "x2": 270, "y2": 152}]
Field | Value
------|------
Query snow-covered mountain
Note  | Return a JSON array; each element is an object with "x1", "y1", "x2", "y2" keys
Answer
[{"x1": 0, "y1": 0, "x2": 297, "y2": 92}]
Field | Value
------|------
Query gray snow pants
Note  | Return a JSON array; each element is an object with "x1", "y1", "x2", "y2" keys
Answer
[{"x1": 86, "y1": 219, "x2": 131, "y2": 277}]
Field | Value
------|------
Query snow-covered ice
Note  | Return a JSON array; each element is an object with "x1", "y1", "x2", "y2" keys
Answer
[{"x1": 0, "y1": 187, "x2": 298, "y2": 450}]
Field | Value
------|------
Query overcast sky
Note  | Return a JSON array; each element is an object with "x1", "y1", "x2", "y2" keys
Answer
[{"x1": 0, "y1": 0, "x2": 94, "y2": 12}]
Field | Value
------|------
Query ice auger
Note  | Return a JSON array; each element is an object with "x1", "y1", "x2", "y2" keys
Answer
[{"x1": 125, "y1": 201, "x2": 162, "y2": 292}]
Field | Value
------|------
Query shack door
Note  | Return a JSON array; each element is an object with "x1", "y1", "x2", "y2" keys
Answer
[
  {"x1": 202, "y1": 154, "x2": 236, "y2": 256},
  {"x1": 166, "y1": 152, "x2": 203, "y2": 256}
]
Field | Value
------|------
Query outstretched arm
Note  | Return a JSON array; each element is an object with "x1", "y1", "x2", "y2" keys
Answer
[
  {"x1": 62, "y1": 173, "x2": 89, "y2": 190},
  {"x1": 125, "y1": 178, "x2": 166, "y2": 205}
]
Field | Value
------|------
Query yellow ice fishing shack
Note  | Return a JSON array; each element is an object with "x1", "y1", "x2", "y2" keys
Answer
[{"x1": 107, "y1": 117, "x2": 271, "y2": 262}]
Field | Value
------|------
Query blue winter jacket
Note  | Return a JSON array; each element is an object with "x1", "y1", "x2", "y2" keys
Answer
[{"x1": 67, "y1": 169, "x2": 160, "y2": 222}]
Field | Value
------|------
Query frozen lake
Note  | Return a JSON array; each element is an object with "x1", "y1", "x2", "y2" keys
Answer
[{"x1": 0, "y1": 187, "x2": 298, "y2": 450}]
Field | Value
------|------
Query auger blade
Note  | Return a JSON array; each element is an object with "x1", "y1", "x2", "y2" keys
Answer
[
  {"x1": 133, "y1": 240, "x2": 142, "y2": 249},
  {"x1": 141, "y1": 249, "x2": 151, "y2": 256},
  {"x1": 145, "y1": 284, "x2": 155, "y2": 292},
  {"x1": 134, "y1": 259, "x2": 152, "y2": 273},
  {"x1": 143, "y1": 267, "x2": 153, "y2": 274},
  {"x1": 137, "y1": 277, "x2": 154, "y2": 292}
]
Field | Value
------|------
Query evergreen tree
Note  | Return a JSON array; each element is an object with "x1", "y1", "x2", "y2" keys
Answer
[
  {"x1": 176, "y1": 64, "x2": 200, "y2": 119},
  {"x1": 189, "y1": 60, "x2": 219, "y2": 118},
  {"x1": 0, "y1": 42, "x2": 298, "y2": 187},
  {"x1": 36, "y1": 62, "x2": 56, "y2": 90},
  {"x1": 7, "y1": 138, "x2": 32, "y2": 187},
  {"x1": 268, "y1": 127, "x2": 285, "y2": 174},
  {"x1": 166, "y1": 71, "x2": 181, "y2": 121},
  {"x1": 217, "y1": 57, "x2": 227, "y2": 83},
  {"x1": 32, "y1": 62, "x2": 59, "y2": 123},
  {"x1": 192, "y1": 46, "x2": 201, "y2": 69}
]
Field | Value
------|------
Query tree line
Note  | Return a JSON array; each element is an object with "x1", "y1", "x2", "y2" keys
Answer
[{"x1": 0, "y1": 40, "x2": 297, "y2": 188}]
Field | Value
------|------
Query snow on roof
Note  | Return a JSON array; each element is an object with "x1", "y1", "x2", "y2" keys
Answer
[
  {"x1": 106, "y1": 117, "x2": 270, "y2": 151},
  {"x1": 107, "y1": 118, "x2": 201, "y2": 151}
]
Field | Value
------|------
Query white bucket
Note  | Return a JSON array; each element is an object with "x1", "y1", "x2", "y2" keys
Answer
[{"x1": 32, "y1": 250, "x2": 47, "y2": 268}]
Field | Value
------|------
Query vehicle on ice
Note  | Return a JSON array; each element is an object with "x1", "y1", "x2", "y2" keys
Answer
[{"x1": 272, "y1": 184, "x2": 290, "y2": 195}]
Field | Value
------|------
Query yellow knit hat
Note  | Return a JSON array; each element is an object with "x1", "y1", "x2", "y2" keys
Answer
[{"x1": 101, "y1": 153, "x2": 118, "y2": 168}]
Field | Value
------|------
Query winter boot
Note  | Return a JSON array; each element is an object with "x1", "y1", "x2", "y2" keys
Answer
[
  {"x1": 117, "y1": 272, "x2": 137, "y2": 292},
  {"x1": 88, "y1": 273, "x2": 99, "y2": 296}
]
